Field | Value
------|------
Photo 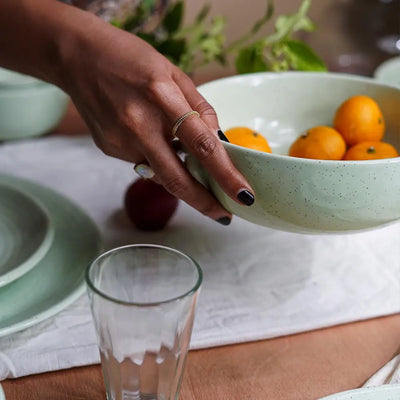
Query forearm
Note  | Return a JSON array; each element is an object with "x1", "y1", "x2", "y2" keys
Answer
[{"x1": 0, "y1": 0, "x2": 100, "y2": 89}]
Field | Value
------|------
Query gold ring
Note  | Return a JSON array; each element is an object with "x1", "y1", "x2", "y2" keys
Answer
[
  {"x1": 172, "y1": 110, "x2": 200, "y2": 137},
  {"x1": 133, "y1": 163, "x2": 155, "y2": 179}
]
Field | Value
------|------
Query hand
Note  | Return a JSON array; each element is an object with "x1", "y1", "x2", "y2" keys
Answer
[{"x1": 59, "y1": 10, "x2": 255, "y2": 225}]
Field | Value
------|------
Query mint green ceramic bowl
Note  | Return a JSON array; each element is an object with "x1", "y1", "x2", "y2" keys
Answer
[
  {"x1": 186, "y1": 72, "x2": 400, "y2": 234},
  {"x1": 0, "y1": 67, "x2": 69, "y2": 141}
]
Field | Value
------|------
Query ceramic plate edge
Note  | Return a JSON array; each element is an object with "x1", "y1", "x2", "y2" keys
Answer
[
  {"x1": 0, "y1": 174, "x2": 103, "y2": 337},
  {"x1": 0, "y1": 184, "x2": 55, "y2": 287},
  {"x1": 0, "y1": 284, "x2": 87, "y2": 337},
  {"x1": 318, "y1": 384, "x2": 400, "y2": 399},
  {"x1": 0, "y1": 382, "x2": 5, "y2": 400}
]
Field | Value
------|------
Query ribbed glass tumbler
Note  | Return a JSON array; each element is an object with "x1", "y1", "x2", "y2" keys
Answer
[{"x1": 85, "y1": 244, "x2": 202, "y2": 400}]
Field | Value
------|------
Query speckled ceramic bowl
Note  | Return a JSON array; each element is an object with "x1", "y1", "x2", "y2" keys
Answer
[
  {"x1": 186, "y1": 72, "x2": 400, "y2": 234},
  {"x1": 0, "y1": 67, "x2": 69, "y2": 141}
]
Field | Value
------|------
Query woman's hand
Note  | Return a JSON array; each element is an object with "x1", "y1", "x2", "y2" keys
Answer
[{"x1": 57, "y1": 9, "x2": 255, "y2": 225}]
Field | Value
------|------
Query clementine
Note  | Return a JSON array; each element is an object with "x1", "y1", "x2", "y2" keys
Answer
[
  {"x1": 289, "y1": 126, "x2": 346, "y2": 160},
  {"x1": 224, "y1": 127, "x2": 271, "y2": 153},
  {"x1": 343, "y1": 141, "x2": 399, "y2": 160},
  {"x1": 333, "y1": 95, "x2": 385, "y2": 146}
]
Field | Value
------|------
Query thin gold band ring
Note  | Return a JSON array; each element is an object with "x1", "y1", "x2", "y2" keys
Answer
[{"x1": 171, "y1": 110, "x2": 200, "y2": 138}]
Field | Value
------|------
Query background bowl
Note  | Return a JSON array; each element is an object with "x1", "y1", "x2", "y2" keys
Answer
[
  {"x1": 187, "y1": 72, "x2": 400, "y2": 234},
  {"x1": 0, "y1": 67, "x2": 69, "y2": 141},
  {"x1": 373, "y1": 56, "x2": 400, "y2": 87}
]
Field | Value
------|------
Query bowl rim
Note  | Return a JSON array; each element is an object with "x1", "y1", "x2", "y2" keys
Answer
[
  {"x1": 0, "y1": 67, "x2": 43, "y2": 86},
  {"x1": 0, "y1": 81, "x2": 65, "y2": 98},
  {"x1": 198, "y1": 71, "x2": 400, "y2": 166},
  {"x1": 197, "y1": 70, "x2": 400, "y2": 90}
]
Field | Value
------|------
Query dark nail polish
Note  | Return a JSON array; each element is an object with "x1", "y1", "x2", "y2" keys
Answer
[
  {"x1": 237, "y1": 190, "x2": 255, "y2": 206},
  {"x1": 216, "y1": 216, "x2": 231, "y2": 226},
  {"x1": 217, "y1": 129, "x2": 230, "y2": 142}
]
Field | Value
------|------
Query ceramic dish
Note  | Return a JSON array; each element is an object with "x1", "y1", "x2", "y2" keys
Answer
[
  {"x1": 374, "y1": 56, "x2": 400, "y2": 87},
  {"x1": 319, "y1": 384, "x2": 400, "y2": 399},
  {"x1": 0, "y1": 67, "x2": 41, "y2": 87},
  {"x1": 0, "y1": 184, "x2": 54, "y2": 287},
  {"x1": 0, "y1": 382, "x2": 4, "y2": 400},
  {"x1": 187, "y1": 72, "x2": 400, "y2": 234},
  {"x1": 0, "y1": 67, "x2": 69, "y2": 141},
  {"x1": 0, "y1": 174, "x2": 102, "y2": 336}
]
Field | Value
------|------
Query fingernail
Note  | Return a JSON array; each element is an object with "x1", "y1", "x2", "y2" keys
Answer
[
  {"x1": 216, "y1": 216, "x2": 231, "y2": 226},
  {"x1": 217, "y1": 129, "x2": 229, "y2": 142},
  {"x1": 237, "y1": 189, "x2": 255, "y2": 206}
]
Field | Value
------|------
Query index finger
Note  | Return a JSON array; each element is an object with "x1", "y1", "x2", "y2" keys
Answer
[{"x1": 151, "y1": 78, "x2": 255, "y2": 207}]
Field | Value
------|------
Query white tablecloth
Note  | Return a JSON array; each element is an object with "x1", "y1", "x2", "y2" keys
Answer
[{"x1": 0, "y1": 135, "x2": 399, "y2": 380}]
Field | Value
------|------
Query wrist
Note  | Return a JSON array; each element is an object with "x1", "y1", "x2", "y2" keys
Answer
[
  {"x1": 50, "y1": 3, "x2": 99, "y2": 91},
  {"x1": 54, "y1": 5, "x2": 117, "y2": 94},
  {"x1": 0, "y1": 0, "x2": 81, "y2": 88}
]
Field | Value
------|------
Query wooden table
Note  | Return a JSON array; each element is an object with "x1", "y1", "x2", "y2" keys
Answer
[
  {"x1": 2, "y1": 102, "x2": 400, "y2": 400},
  {"x1": 3, "y1": 314, "x2": 400, "y2": 400}
]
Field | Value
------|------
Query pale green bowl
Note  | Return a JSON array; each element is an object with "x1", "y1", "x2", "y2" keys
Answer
[
  {"x1": 187, "y1": 72, "x2": 400, "y2": 234},
  {"x1": 0, "y1": 67, "x2": 69, "y2": 141}
]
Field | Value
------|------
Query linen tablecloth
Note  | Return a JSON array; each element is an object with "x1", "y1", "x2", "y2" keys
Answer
[{"x1": 0, "y1": 135, "x2": 399, "y2": 380}]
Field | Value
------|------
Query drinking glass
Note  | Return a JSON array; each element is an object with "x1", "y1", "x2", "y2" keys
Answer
[{"x1": 85, "y1": 244, "x2": 202, "y2": 400}]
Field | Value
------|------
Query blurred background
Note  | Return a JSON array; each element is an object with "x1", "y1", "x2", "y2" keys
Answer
[
  {"x1": 74, "y1": 0, "x2": 400, "y2": 81},
  {"x1": 55, "y1": 0, "x2": 400, "y2": 132},
  {"x1": 186, "y1": 0, "x2": 400, "y2": 80}
]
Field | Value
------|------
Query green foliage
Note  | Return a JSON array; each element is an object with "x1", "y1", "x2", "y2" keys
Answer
[
  {"x1": 235, "y1": 46, "x2": 269, "y2": 74},
  {"x1": 162, "y1": 1, "x2": 183, "y2": 34},
  {"x1": 112, "y1": 0, "x2": 326, "y2": 74},
  {"x1": 284, "y1": 40, "x2": 326, "y2": 71}
]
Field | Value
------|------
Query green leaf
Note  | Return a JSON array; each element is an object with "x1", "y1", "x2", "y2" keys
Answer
[
  {"x1": 142, "y1": 0, "x2": 157, "y2": 13},
  {"x1": 296, "y1": 16, "x2": 315, "y2": 32},
  {"x1": 162, "y1": 1, "x2": 184, "y2": 34},
  {"x1": 136, "y1": 32, "x2": 158, "y2": 48},
  {"x1": 195, "y1": 4, "x2": 211, "y2": 24},
  {"x1": 122, "y1": 13, "x2": 145, "y2": 32},
  {"x1": 275, "y1": 14, "x2": 314, "y2": 35},
  {"x1": 209, "y1": 16, "x2": 226, "y2": 36},
  {"x1": 263, "y1": 0, "x2": 313, "y2": 44},
  {"x1": 157, "y1": 38, "x2": 186, "y2": 63},
  {"x1": 235, "y1": 46, "x2": 268, "y2": 74},
  {"x1": 215, "y1": 53, "x2": 227, "y2": 65},
  {"x1": 110, "y1": 18, "x2": 122, "y2": 28},
  {"x1": 200, "y1": 37, "x2": 224, "y2": 63},
  {"x1": 284, "y1": 39, "x2": 327, "y2": 71}
]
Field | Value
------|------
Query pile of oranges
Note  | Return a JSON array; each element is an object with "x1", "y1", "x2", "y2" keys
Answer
[{"x1": 224, "y1": 95, "x2": 399, "y2": 161}]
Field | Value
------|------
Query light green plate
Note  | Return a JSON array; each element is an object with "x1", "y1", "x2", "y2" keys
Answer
[
  {"x1": 319, "y1": 384, "x2": 400, "y2": 399},
  {"x1": 0, "y1": 174, "x2": 102, "y2": 337},
  {"x1": 0, "y1": 184, "x2": 54, "y2": 287},
  {"x1": 0, "y1": 382, "x2": 4, "y2": 400}
]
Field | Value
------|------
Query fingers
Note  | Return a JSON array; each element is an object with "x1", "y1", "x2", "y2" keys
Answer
[
  {"x1": 173, "y1": 71, "x2": 219, "y2": 132},
  {"x1": 141, "y1": 136, "x2": 233, "y2": 224},
  {"x1": 150, "y1": 75, "x2": 255, "y2": 207},
  {"x1": 116, "y1": 100, "x2": 233, "y2": 224}
]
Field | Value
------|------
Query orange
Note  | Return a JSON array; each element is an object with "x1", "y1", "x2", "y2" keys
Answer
[
  {"x1": 224, "y1": 127, "x2": 272, "y2": 153},
  {"x1": 343, "y1": 141, "x2": 399, "y2": 160},
  {"x1": 288, "y1": 126, "x2": 346, "y2": 160},
  {"x1": 333, "y1": 95, "x2": 385, "y2": 146}
]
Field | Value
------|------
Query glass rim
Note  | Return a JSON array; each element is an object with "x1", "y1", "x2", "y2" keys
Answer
[{"x1": 85, "y1": 244, "x2": 203, "y2": 307}]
